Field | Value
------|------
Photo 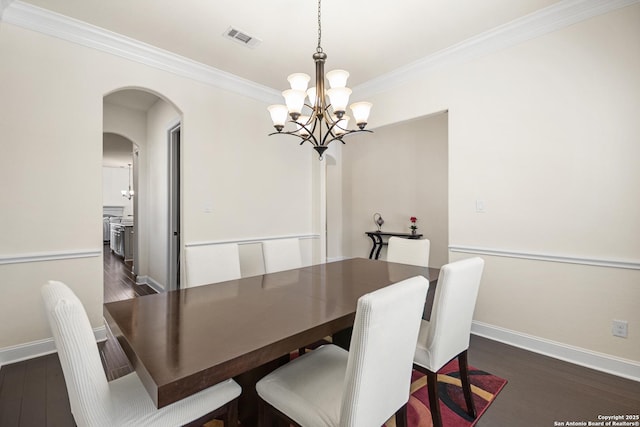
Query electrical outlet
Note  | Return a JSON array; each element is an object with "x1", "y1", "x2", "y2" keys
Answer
[{"x1": 612, "y1": 320, "x2": 628, "y2": 338}]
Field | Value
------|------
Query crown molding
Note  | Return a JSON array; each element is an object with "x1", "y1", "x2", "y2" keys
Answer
[
  {"x1": 2, "y1": 0, "x2": 637, "y2": 102},
  {"x1": 1, "y1": 1, "x2": 282, "y2": 105},
  {"x1": 354, "y1": 0, "x2": 640, "y2": 98},
  {"x1": 0, "y1": 0, "x2": 13, "y2": 19}
]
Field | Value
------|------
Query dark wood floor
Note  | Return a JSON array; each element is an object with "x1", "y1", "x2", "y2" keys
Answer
[
  {"x1": 1, "y1": 248, "x2": 638, "y2": 426},
  {"x1": 103, "y1": 244, "x2": 155, "y2": 304},
  {"x1": 472, "y1": 336, "x2": 640, "y2": 427}
]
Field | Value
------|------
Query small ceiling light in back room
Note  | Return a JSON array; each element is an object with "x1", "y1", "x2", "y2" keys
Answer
[
  {"x1": 267, "y1": 0, "x2": 372, "y2": 160},
  {"x1": 121, "y1": 163, "x2": 134, "y2": 200}
]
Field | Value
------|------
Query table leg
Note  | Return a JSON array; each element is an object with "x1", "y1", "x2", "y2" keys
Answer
[
  {"x1": 234, "y1": 355, "x2": 289, "y2": 426},
  {"x1": 332, "y1": 327, "x2": 353, "y2": 350}
]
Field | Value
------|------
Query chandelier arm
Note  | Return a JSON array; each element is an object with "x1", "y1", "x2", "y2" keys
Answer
[
  {"x1": 323, "y1": 104, "x2": 334, "y2": 121},
  {"x1": 308, "y1": 116, "x2": 319, "y2": 137},
  {"x1": 268, "y1": 130, "x2": 319, "y2": 147},
  {"x1": 322, "y1": 128, "x2": 374, "y2": 146},
  {"x1": 321, "y1": 120, "x2": 339, "y2": 146},
  {"x1": 296, "y1": 116, "x2": 321, "y2": 147}
]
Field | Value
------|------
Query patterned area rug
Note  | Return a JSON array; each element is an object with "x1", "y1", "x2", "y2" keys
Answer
[
  {"x1": 206, "y1": 355, "x2": 506, "y2": 427},
  {"x1": 383, "y1": 359, "x2": 508, "y2": 427}
]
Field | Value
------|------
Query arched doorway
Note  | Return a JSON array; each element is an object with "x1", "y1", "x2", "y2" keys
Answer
[{"x1": 103, "y1": 88, "x2": 182, "y2": 293}]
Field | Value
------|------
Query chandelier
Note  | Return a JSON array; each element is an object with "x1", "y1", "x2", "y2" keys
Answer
[
  {"x1": 121, "y1": 163, "x2": 134, "y2": 200},
  {"x1": 267, "y1": 0, "x2": 372, "y2": 160}
]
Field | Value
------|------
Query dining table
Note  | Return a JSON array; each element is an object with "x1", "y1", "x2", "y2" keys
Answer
[{"x1": 104, "y1": 257, "x2": 439, "y2": 424}]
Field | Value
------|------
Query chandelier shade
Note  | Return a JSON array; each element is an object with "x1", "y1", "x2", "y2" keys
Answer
[
  {"x1": 267, "y1": 0, "x2": 372, "y2": 159},
  {"x1": 288, "y1": 73, "x2": 311, "y2": 91},
  {"x1": 326, "y1": 70, "x2": 349, "y2": 88}
]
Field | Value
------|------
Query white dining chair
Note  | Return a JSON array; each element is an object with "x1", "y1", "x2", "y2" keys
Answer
[
  {"x1": 262, "y1": 238, "x2": 302, "y2": 273},
  {"x1": 184, "y1": 243, "x2": 242, "y2": 288},
  {"x1": 256, "y1": 275, "x2": 429, "y2": 427},
  {"x1": 413, "y1": 257, "x2": 484, "y2": 427},
  {"x1": 262, "y1": 237, "x2": 309, "y2": 354},
  {"x1": 386, "y1": 236, "x2": 430, "y2": 267},
  {"x1": 41, "y1": 280, "x2": 241, "y2": 427}
]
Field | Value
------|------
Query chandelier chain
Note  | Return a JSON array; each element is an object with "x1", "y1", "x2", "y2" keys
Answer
[{"x1": 316, "y1": 0, "x2": 322, "y2": 53}]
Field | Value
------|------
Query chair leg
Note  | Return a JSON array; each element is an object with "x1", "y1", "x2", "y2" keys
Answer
[
  {"x1": 427, "y1": 370, "x2": 442, "y2": 427},
  {"x1": 395, "y1": 403, "x2": 408, "y2": 427},
  {"x1": 223, "y1": 398, "x2": 238, "y2": 426},
  {"x1": 459, "y1": 350, "x2": 477, "y2": 419},
  {"x1": 298, "y1": 347, "x2": 305, "y2": 356}
]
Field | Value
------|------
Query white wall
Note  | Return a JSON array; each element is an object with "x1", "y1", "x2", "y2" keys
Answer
[
  {"x1": 102, "y1": 166, "x2": 133, "y2": 217},
  {"x1": 341, "y1": 113, "x2": 449, "y2": 267},
  {"x1": 0, "y1": 21, "x2": 319, "y2": 356},
  {"x1": 359, "y1": 4, "x2": 640, "y2": 366}
]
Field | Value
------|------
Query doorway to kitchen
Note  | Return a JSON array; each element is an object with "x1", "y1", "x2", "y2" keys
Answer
[{"x1": 103, "y1": 88, "x2": 182, "y2": 295}]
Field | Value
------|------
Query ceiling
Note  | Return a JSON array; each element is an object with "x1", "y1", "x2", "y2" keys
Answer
[
  {"x1": 104, "y1": 90, "x2": 160, "y2": 112},
  {"x1": 17, "y1": 0, "x2": 565, "y2": 90},
  {"x1": 103, "y1": 132, "x2": 134, "y2": 167}
]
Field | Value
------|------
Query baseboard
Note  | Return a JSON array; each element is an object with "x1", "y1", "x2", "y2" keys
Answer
[
  {"x1": 135, "y1": 275, "x2": 165, "y2": 293},
  {"x1": 471, "y1": 321, "x2": 640, "y2": 382},
  {"x1": 0, "y1": 325, "x2": 107, "y2": 367}
]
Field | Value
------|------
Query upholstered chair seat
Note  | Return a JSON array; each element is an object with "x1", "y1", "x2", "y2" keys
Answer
[{"x1": 256, "y1": 275, "x2": 430, "y2": 427}]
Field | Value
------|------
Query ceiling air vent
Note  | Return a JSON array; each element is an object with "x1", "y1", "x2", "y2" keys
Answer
[{"x1": 223, "y1": 26, "x2": 261, "y2": 48}]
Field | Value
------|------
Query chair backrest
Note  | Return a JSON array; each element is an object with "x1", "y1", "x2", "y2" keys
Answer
[
  {"x1": 184, "y1": 244, "x2": 241, "y2": 288},
  {"x1": 262, "y1": 238, "x2": 302, "y2": 273},
  {"x1": 422, "y1": 257, "x2": 484, "y2": 370},
  {"x1": 41, "y1": 281, "x2": 113, "y2": 427},
  {"x1": 340, "y1": 276, "x2": 429, "y2": 427},
  {"x1": 386, "y1": 237, "x2": 430, "y2": 268}
]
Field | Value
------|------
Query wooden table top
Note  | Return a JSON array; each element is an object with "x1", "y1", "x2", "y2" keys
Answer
[{"x1": 104, "y1": 257, "x2": 439, "y2": 408}]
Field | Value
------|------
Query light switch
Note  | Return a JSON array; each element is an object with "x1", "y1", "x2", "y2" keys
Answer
[{"x1": 475, "y1": 200, "x2": 486, "y2": 213}]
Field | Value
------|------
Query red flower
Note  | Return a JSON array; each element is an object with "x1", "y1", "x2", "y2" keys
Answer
[{"x1": 410, "y1": 217, "x2": 417, "y2": 223}]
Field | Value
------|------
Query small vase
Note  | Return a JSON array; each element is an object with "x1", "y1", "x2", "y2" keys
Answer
[{"x1": 411, "y1": 229, "x2": 417, "y2": 236}]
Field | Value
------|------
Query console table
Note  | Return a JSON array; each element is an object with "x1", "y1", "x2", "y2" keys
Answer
[{"x1": 365, "y1": 231, "x2": 423, "y2": 259}]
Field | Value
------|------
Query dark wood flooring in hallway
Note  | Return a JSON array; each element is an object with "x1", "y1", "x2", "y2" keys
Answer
[
  {"x1": 0, "y1": 249, "x2": 638, "y2": 426},
  {"x1": 103, "y1": 244, "x2": 155, "y2": 304}
]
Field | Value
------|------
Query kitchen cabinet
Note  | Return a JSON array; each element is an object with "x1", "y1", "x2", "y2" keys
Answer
[
  {"x1": 110, "y1": 223, "x2": 134, "y2": 262},
  {"x1": 123, "y1": 225, "x2": 134, "y2": 262}
]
